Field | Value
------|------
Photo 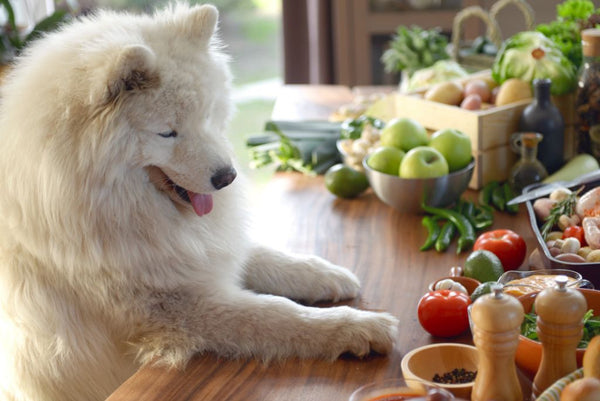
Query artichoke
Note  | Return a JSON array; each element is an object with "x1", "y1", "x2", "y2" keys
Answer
[{"x1": 492, "y1": 31, "x2": 578, "y2": 95}]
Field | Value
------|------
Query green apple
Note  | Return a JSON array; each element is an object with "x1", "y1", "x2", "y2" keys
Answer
[
  {"x1": 380, "y1": 117, "x2": 428, "y2": 152},
  {"x1": 366, "y1": 146, "x2": 405, "y2": 175},
  {"x1": 428, "y1": 128, "x2": 472, "y2": 172},
  {"x1": 399, "y1": 146, "x2": 449, "y2": 179}
]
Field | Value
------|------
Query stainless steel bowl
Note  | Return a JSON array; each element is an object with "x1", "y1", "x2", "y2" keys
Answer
[
  {"x1": 524, "y1": 178, "x2": 600, "y2": 288},
  {"x1": 362, "y1": 156, "x2": 475, "y2": 214}
]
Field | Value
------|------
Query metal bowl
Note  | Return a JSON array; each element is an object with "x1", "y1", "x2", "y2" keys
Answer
[
  {"x1": 524, "y1": 179, "x2": 600, "y2": 288},
  {"x1": 362, "y1": 156, "x2": 475, "y2": 214}
]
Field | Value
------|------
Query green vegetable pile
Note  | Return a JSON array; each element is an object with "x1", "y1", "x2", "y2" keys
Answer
[
  {"x1": 536, "y1": 0, "x2": 600, "y2": 69},
  {"x1": 492, "y1": 0, "x2": 600, "y2": 95},
  {"x1": 340, "y1": 116, "x2": 385, "y2": 140},
  {"x1": 247, "y1": 121, "x2": 341, "y2": 175},
  {"x1": 492, "y1": 31, "x2": 578, "y2": 96},
  {"x1": 521, "y1": 308, "x2": 600, "y2": 348},
  {"x1": 381, "y1": 25, "x2": 450, "y2": 75},
  {"x1": 420, "y1": 199, "x2": 494, "y2": 254},
  {"x1": 478, "y1": 181, "x2": 519, "y2": 215}
]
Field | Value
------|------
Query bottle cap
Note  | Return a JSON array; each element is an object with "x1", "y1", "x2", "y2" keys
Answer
[{"x1": 582, "y1": 29, "x2": 600, "y2": 57}]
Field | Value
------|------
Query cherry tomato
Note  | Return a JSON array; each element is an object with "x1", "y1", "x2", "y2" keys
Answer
[
  {"x1": 473, "y1": 229, "x2": 527, "y2": 271},
  {"x1": 417, "y1": 290, "x2": 472, "y2": 338},
  {"x1": 563, "y1": 225, "x2": 587, "y2": 246}
]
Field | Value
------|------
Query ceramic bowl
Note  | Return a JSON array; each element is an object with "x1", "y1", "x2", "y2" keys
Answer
[
  {"x1": 515, "y1": 288, "x2": 600, "y2": 379},
  {"x1": 428, "y1": 276, "x2": 482, "y2": 295},
  {"x1": 401, "y1": 343, "x2": 478, "y2": 399},
  {"x1": 362, "y1": 156, "x2": 475, "y2": 214},
  {"x1": 348, "y1": 377, "x2": 455, "y2": 401}
]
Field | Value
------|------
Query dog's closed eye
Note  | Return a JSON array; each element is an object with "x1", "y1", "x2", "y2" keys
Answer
[{"x1": 158, "y1": 130, "x2": 178, "y2": 138}]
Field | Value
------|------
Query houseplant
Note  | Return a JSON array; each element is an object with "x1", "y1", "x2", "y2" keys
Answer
[{"x1": 0, "y1": 0, "x2": 71, "y2": 77}]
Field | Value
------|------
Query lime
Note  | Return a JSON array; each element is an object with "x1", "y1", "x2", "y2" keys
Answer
[
  {"x1": 324, "y1": 164, "x2": 369, "y2": 199},
  {"x1": 470, "y1": 281, "x2": 497, "y2": 302},
  {"x1": 463, "y1": 250, "x2": 504, "y2": 283},
  {"x1": 366, "y1": 146, "x2": 405, "y2": 175}
]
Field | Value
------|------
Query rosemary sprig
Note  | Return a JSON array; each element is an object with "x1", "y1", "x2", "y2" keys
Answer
[{"x1": 540, "y1": 186, "x2": 583, "y2": 240}]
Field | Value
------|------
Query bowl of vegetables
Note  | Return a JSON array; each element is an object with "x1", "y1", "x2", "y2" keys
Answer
[
  {"x1": 516, "y1": 288, "x2": 600, "y2": 379},
  {"x1": 525, "y1": 175, "x2": 600, "y2": 288}
]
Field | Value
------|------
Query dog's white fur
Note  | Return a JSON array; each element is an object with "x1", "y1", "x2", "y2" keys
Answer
[{"x1": 0, "y1": 4, "x2": 398, "y2": 401}]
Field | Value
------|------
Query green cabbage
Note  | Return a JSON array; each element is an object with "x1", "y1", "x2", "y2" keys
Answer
[{"x1": 492, "y1": 31, "x2": 577, "y2": 95}]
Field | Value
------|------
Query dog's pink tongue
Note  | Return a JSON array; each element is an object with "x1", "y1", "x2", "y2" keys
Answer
[{"x1": 189, "y1": 192, "x2": 213, "y2": 217}]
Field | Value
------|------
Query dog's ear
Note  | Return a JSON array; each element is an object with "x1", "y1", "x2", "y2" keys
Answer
[
  {"x1": 177, "y1": 4, "x2": 219, "y2": 47},
  {"x1": 104, "y1": 44, "x2": 158, "y2": 104}
]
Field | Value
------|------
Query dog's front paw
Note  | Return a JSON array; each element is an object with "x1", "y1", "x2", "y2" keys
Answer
[
  {"x1": 318, "y1": 309, "x2": 399, "y2": 359},
  {"x1": 346, "y1": 310, "x2": 399, "y2": 357},
  {"x1": 300, "y1": 257, "x2": 361, "y2": 303}
]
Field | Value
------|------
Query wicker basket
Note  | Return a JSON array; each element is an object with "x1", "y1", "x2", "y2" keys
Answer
[{"x1": 450, "y1": 0, "x2": 535, "y2": 70}]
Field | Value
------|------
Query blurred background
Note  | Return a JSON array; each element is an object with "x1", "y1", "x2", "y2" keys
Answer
[{"x1": 1, "y1": 0, "x2": 569, "y2": 180}]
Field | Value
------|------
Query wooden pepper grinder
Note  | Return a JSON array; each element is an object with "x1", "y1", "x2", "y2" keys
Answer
[
  {"x1": 471, "y1": 284, "x2": 524, "y2": 401},
  {"x1": 532, "y1": 275, "x2": 587, "y2": 398}
]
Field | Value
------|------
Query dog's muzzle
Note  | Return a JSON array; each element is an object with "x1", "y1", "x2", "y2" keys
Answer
[{"x1": 146, "y1": 165, "x2": 237, "y2": 217}]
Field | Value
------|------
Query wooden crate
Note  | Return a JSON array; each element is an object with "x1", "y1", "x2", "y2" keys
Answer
[
  {"x1": 389, "y1": 85, "x2": 575, "y2": 189},
  {"x1": 392, "y1": 92, "x2": 528, "y2": 189},
  {"x1": 394, "y1": 94, "x2": 529, "y2": 152},
  {"x1": 472, "y1": 145, "x2": 517, "y2": 190}
]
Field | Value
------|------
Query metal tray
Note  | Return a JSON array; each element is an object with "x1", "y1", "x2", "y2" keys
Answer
[{"x1": 524, "y1": 178, "x2": 600, "y2": 288}]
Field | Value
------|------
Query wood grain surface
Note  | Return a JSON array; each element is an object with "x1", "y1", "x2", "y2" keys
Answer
[{"x1": 107, "y1": 85, "x2": 536, "y2": 401}]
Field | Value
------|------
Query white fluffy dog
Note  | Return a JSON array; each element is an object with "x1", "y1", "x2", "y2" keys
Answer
[{"x1": 0, "y1": 4, "x2": 398, "y2": 401}]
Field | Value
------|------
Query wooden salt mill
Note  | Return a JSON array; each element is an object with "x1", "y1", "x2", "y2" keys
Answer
[
  {"x1": 532, "y1": 275, "x2": 587, "y2": 398},
  {"x1": 471, "y1": 284, "x2": 524, "y2": 401}
]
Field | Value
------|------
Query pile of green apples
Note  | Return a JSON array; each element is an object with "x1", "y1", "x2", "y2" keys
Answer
[{"x1": 366, "y1": 117, "x2": 472, "y2": 178}]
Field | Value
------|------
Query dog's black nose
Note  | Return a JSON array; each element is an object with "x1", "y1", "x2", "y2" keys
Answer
[{"x1": 211, "y1": 166, "x2": 237, "y2": 190}]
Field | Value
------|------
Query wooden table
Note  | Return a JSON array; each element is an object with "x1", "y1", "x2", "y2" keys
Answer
[{"x1": 107, "y1": 85, "x2": 536, "y2": 401}]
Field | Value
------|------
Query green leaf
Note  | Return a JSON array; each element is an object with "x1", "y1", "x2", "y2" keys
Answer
[{"x1": 24, "y1": 10, "x2": 70, "y2": 44}]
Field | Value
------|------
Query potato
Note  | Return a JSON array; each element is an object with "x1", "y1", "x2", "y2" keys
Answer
[
  {"x1": 578, "y1": 246, "x2": 593, "y2": 259},
  {"x1": 490, "y1": 86, "x2": 500, "y2": 105},
  {"x1": 460, "y1": 94, "x2": 482, "y2": 110},
  {"x1": 495, "y1": 78, "x2": 532, "y2": 106},
  {"x1": 424, "y1": 81, "x2": 464, "y2": 105},
  {"x1": 555, "y1": 253, "x2": 586, "y2": 263},
  {"x1": 546, "y1": 231, "x2": 564, "y2": 242},
  {"x1": 464, "y1": 79, "x2": 491, "y2": 103},
  {"x1": 586, "y1": 249, "x2": 600, "y2": 262}
]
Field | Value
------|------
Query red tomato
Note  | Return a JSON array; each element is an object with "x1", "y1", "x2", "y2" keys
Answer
[
  {"x1": 473, "y1": 229, "x2": 527, "y2": 271},
  {"x1": 563, "y1": 225, "x2": 587, "y2": 246},
  {"x1": 417, "y1": 290, "x2": 472, "y2": 338}
]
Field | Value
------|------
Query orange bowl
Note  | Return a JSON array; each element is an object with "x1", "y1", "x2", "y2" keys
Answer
[{"x1": 516, "y1": 288, "x2": 600, "y2": 379}]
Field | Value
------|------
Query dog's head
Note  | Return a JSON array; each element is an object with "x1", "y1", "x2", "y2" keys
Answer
[
  {"x1": 1, "y1": 4, "x2": 239, "y2": 219},
  {"x1": 110, "y1": 4, "x2": 237, "y2": 217}
]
